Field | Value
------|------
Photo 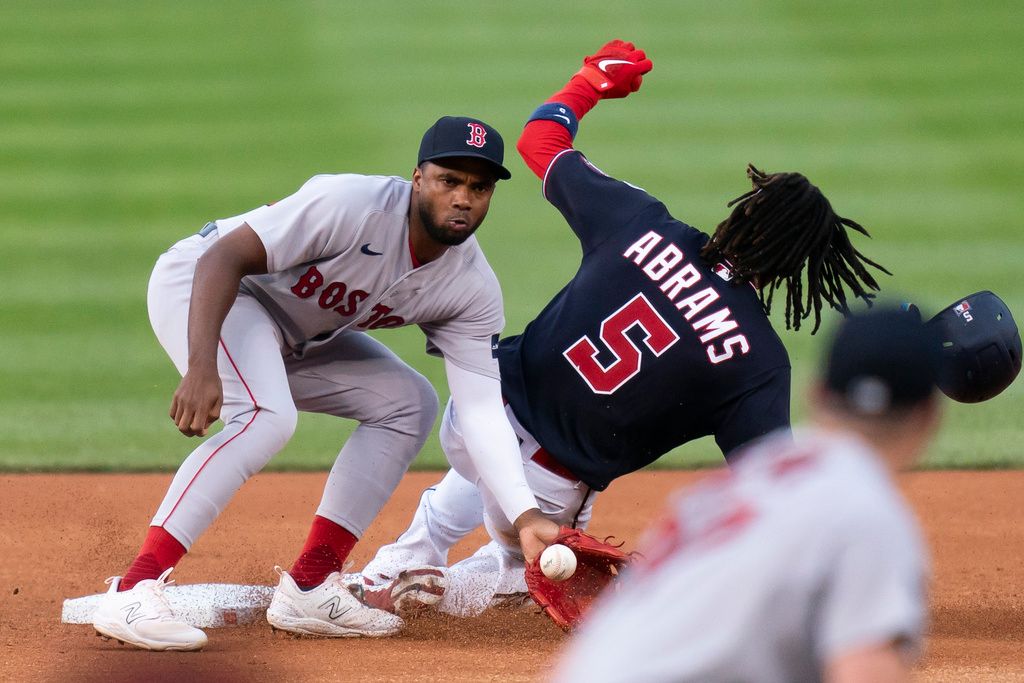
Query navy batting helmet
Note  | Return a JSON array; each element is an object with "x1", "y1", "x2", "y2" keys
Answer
[{"x1": 926, "y1": 291, "x2": 1021, "y2": 403}]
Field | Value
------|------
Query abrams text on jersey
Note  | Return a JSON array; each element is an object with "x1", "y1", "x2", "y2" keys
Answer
[{"x1": 624, "y1": 231, "x2": 750, "y2": 364}]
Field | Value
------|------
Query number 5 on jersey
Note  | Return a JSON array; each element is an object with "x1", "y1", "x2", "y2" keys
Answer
[{"x1": 564, "y1": 294, "x2": 679, "y2": 394}]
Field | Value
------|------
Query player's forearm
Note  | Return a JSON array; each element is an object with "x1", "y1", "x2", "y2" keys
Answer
[
  {"x1": 186, "y1": 259, "x2": 242, "y2": 368},
  {"x1": 445, "y1": 363, "x2": 539, "y2": 523},
  {"x1": 186, "y1": 226, "x2": 269, "y2": 368},
  {"x1": 517, "y1": 76, "x2": 600, "y2": 179},
  {"x1": 547, "y1": 75, "x2": 602, "y2": 119},
  {"x1": 459, "y1": 409, "x2": 538, "y2": 523}
]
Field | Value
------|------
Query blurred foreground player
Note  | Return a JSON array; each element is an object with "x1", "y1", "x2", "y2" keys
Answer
[
  {"x1": 554, "y1": 307, "x2": 942, "y2": 683},
  {"x1": 356, "y1": 40, "x2": 891, "y2": 619}
]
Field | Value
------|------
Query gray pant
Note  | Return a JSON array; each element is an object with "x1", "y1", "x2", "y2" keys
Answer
[{"x1": 145, "y1": 241, "x2": 437, "y2": 549}]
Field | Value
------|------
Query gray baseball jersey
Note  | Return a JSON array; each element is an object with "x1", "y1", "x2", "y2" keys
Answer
[
  {"x1": 145, "y1": 171, "x2": 516, "y2": 548},
  {"x1": 555, "y1": 428, "x2": 929, "y2": 683},
  {"x1": 213, "y1": 173, "x2": 504, "y2": 377}
]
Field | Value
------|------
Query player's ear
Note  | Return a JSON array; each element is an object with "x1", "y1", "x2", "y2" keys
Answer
[{"x1": 411, "y1": 165, "x2": 424, "y2": 190}]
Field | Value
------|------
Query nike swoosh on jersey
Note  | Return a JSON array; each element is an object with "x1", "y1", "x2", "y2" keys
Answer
[
  {"x1": 597, "y1": 58, "x2": 634, "y2": 71},
  {"x1": 360, "y1": 243, "x2": 384, "y2": 256}
]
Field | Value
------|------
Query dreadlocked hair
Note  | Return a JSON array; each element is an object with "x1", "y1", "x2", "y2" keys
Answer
[{"x1": 699, "y1": 164, "x2": 891, "y2": 333}]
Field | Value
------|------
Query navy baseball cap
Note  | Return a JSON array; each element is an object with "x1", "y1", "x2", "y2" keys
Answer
[
  {"x1": 418, "y1": 116, "x2": 512, "y2": 180},
  {"x1": 823, "y1": 306, "x2": 942, "y2": 415}
]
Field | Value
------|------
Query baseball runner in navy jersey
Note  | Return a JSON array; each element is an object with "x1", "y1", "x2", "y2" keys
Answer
[
  {"x1": 90, "y1": 116, "x2": 561, "y2": 651},
  {"x1": 555, "y1": 307, "x2": 942, "y2": 683},
  {"x1": 356, "y1": 41, "x2": 890, "y2": 619}
]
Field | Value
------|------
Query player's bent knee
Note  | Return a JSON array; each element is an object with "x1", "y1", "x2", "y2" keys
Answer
[
  {"x1": 252, "y1": 403, "x2": 299, "y2": 453},
  {"x1": 411, "y1": 372, "x2": 440, "y2": 432},
  {"x1": 378, "y1": 369, "x2": 438, "y2": 437}
]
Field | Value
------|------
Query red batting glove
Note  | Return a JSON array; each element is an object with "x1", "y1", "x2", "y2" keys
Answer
[{"x1": 575, "y1": 39, "x2": 653, "y2": 99}]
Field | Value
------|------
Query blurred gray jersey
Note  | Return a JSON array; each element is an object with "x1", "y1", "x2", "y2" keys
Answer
[
  {"x1": 555, "y1": 428, "x2": 928, "y2": 683},
  {"x1": 208, "y1": 173, "x2": 503, "y2": 377}
]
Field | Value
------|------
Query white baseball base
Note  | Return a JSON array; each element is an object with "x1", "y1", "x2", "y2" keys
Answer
[{"x1": 61, "y1": 584, "x2": 276, "y2": 628}]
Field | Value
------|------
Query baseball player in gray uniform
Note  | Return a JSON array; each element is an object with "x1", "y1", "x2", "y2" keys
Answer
[
  {"x1": 553, "y1": 307, "x2": 942, "y2": 683},
  {"x1": 90, "y1": 115, "x2": 560, "y2": 651}
]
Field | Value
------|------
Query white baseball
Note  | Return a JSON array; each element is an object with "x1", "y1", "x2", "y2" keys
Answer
[{"x1": 540, "y1": 544, "x2": 577, "y2": 582}]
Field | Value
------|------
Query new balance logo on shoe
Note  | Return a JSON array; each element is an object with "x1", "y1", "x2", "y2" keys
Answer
[
  {"x1": 267, "y1": 568, "x2": 404, "y2": 637},
  {"x1": 318, "y1": 596, "x2": 353, "y2": 621},
  {"x1": 92, "y1": 568, "x2": 208, "y2": 651},
  {"x1": 121, "y1": 601, "x2": 145, "y2": 624}
]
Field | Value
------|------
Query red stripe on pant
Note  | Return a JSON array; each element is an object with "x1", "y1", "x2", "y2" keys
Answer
[
  {"x1": 161, "y1": 337, "x2": 260, "y2": 525},
  {"x1": 121, "y1": 338, "x2": 261, "y2": 588}
]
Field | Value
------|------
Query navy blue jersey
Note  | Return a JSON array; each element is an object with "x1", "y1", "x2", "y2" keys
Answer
[{"x1": 498, "y1": 151, "x2": 791, "y2": 490}]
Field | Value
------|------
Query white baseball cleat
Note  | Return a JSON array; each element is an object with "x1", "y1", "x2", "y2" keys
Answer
[
  {"x1": 266, "y1": 567, "x2": 404, "y2": 637},
  {"x1": 92, "y1": 567, "x2": 208, "y2": 651},
  {"x1": 351, "y1": 567, "x2": 447, "y2": 617}
]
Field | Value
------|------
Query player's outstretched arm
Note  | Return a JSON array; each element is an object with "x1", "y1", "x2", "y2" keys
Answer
[
  {"x1": 517, "y1": 40, "x2": 652, "y2": 178},
  {"x1": 444, "y1": 361, "x2": 560, "y2": 562},
  {"x1": 171, "y1": 225, "x2": 268, "y2": 437}
]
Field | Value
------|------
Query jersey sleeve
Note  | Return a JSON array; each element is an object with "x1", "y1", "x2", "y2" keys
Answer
[
  {"x1": 814, "y1": 509, "x2": 928, "y2": 665},
  {"x1": 419, "y1": 273, "x2": 505, "y2": 379},
  {"x1": 715, "y1": 368, "x2": 792, "y2": 460},
  {"x1": 543, "y1": 150, "x2": 662, "y2": 253},
  {"x1": 239, "y1": 175, "x2": 364, "y2": 273}
]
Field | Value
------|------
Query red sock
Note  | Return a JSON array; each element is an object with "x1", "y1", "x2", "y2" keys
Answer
[
  {"x1": 289, "y1": 515, "x2": 358, "y2": 589},
  {"x1": 120, "y1": 526, "x2": 187, "y2": 591}
]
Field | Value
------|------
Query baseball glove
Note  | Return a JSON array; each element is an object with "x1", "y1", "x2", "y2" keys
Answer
[{"x1": 524, "y1": 527, "x2": 634, "y2": 631}]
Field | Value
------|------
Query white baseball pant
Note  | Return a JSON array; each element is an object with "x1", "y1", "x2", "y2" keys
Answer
[{"x1": 361, "y1": 399, "x2": 595, "y2": 616}]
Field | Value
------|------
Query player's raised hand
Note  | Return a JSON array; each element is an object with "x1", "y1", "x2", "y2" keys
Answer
[
  {"x1": 576, "y1": 39, "x2": 653, "y2": 99},
  {"x1": 170, "y1": 365, "x2": 223, "y2": 437}
]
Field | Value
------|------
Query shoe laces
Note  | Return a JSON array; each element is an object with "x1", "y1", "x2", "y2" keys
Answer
[
  {"x1": 132, "y1": 567, "x2": 177, "y2": 620},
  {"x1": 273, "y1": 562, "x2": 355, "y2": 587},
  {"x1": 325, "y1": 567, "x2": 355, "y2": 593},
  {"x1": 324, "y1": 560, "x2": 355, "y2": 585}
]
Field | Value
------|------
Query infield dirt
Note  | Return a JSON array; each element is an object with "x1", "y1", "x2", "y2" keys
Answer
[{"x1": 1, "y1": 471, "x2": 1022, "y2": 682}]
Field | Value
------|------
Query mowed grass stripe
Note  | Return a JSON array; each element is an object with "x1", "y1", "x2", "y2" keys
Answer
[{"x1": 0, "y1": 0, "x2": 1021, "y2": 470}]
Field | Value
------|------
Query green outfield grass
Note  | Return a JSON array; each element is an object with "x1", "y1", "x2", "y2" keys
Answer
[{"x1": 1, "y1": 1, "x2": 1021, "y2": 471}]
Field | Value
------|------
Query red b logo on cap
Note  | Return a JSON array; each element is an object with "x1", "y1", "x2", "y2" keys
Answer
[{"x1": 466, "y1": 123, "x2": 487, "y2": 148}]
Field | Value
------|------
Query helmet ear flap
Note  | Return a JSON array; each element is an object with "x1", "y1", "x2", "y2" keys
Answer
[{"x1": 926, "y1": 291, "x2": 1022, "y2": 403}]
